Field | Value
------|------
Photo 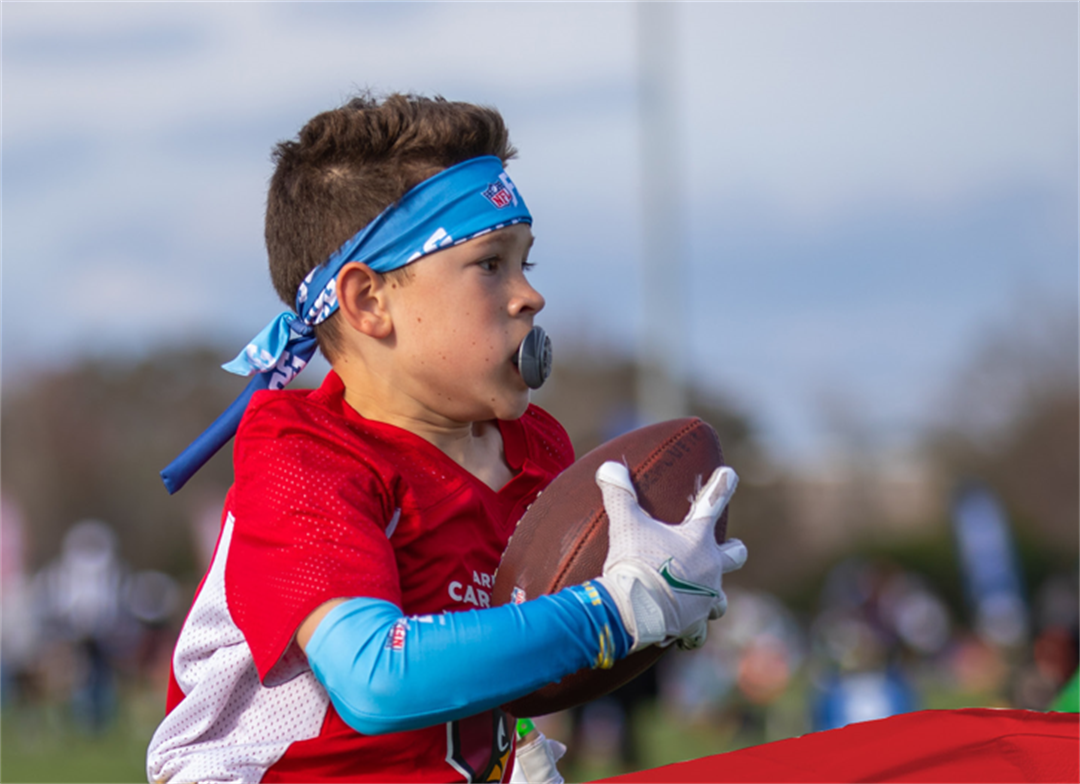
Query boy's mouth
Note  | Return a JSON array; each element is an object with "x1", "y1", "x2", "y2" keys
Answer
[{"x1": 510, "y1": 351, "x2": 526, "y2": 382}]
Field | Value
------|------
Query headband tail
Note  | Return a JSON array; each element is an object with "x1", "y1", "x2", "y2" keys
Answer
[
  {"x1": 160, "y1": 334, "x2": 318, "y2": 494},
  {"x1": 160, "y1": 374, "x2": 264, "y2": 494}
]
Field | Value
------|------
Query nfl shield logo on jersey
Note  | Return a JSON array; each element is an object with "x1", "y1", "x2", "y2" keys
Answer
[
  {"x1": 387, "y1": 619, "x2": 408, "y2": 651},
  {"x1": 482, "y1": 181, "x2": 514, "y2": 209}
]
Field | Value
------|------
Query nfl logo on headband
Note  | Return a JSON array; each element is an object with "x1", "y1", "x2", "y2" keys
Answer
[{"x1": 482, "y1": 179, "x2": 514, "y2": 209}]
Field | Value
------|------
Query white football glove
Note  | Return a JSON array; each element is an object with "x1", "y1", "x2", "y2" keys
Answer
[
  {"x1": 594, "y1": 461, "x2": 747, "y2": 652},
  {"x1": 509, "y1": 730, "x2": 566, "y2": 784}
]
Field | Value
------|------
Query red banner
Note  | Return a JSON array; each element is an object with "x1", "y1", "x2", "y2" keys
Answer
[{"x1": 598, "y1": 709, "x2": 1079, "y2": 783}]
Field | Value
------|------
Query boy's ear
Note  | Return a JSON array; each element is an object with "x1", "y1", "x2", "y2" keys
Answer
[{"x1": 336, "y1": 262, "x2": 393, "y2": 339}]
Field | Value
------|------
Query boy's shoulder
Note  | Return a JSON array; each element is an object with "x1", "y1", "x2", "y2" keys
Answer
[
  {"x1": 231, "y1": 371, "x2": 410, "y2": 487},
  {"x1": 237, "y1": 373, "x2": 352, "y2": 444},
  {"x1": 515, "y1": 404, "x2": 575, "y2": 472},
  {"x1": 227, "y1": 375, "x2": 413, "y2": 525}
]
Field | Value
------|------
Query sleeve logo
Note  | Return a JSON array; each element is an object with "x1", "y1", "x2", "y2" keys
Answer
[{"x1": 386, "y1": 619, "x2": 408, "y2": 651}]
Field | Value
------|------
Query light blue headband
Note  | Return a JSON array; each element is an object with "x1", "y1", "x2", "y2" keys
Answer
[{"x1": 161, "y1": 156, "x2": 532, "y2": 493}]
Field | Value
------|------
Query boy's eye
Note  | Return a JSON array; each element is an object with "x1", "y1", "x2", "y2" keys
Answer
[{"x1": 476, "y1": 255, "x2": 534, "y2": 273}]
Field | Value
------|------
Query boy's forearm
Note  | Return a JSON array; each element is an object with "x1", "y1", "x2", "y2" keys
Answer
[{"x1": 305, "y1": 583, "x2": 629, "y2": 736}]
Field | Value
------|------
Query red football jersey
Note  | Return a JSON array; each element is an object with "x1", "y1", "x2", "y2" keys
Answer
[{"x1": 147, "y1": 371, "x2": 574, "y2": 783}]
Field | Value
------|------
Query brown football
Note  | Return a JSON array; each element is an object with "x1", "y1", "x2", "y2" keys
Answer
[{"x1": 492, "y1": 417, "x2": 727, "y2": 717}]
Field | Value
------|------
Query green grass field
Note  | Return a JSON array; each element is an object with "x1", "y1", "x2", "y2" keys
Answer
[
  {"x1": 1, "y1": 686, "x2": 163, "y2": 784},
  {"x1": 0, "y1": 675, "x2": 1004, "y2": 784},
  {"x1": 1, "y1": 691, "x2": 774, "y2": 784}
]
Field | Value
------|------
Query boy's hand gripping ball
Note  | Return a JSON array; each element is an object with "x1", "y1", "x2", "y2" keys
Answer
[
  {"x1": 595, "y1": 460, "x2": 745, "y2": 653},
  {"x1": 492, "y1": 418, "x2": 740, "y2": 717}
]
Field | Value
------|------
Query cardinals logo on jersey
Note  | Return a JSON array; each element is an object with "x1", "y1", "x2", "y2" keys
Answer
[{"x1": 446, "y1": 708, "x2": 514, "y2": 782}]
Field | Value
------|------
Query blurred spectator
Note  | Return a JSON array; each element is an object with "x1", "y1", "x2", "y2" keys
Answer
[
  {"x1": 947, "y1": 633, "x2": 1009, "y2": 696},
  {"x1": 812, "y1": 668, "x2": 917, "y2": 731},
  {"x1": 562, "y1": 666, "x2": 659, "y2": 773},
  {"x1": 1034, "y1": 572, "x2": 1080, "y2": 638},
  {"x1": 1011, "y1": 569, "x2": 1079, "y2": 710},
  {"x1": 878, "y1": 572, "x2": 952, "y2": 658},
  {"x1": 811, "y1": 559, "x2": 897, "y2": 671},
  {"x1": 808, "y1": 558, "x2": 924, "y2": 731},
  {"x1": 1, "y1": 496, "x2": 40, "y2": 707},
  {"x1": 124, "y1": 569, "x2": 181, "y2": 689},
  {"x1": 811, "y1": 609, "x2": 890, "y2": 673},
  {"x1": 661, "y1": 588, "x2": 804, "y2": 728},
  {"x1": 32, "y1": 520, "x2": 131, "y2": 731}
]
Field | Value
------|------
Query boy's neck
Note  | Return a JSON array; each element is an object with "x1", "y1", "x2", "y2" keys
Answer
[{"x1": 340, "y1": 375, "x2": 515, "y2": 493}]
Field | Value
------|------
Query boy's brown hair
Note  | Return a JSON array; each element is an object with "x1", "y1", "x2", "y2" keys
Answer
[{"x1": 265, "y1": 92, "x2": 517, "y2": 361}]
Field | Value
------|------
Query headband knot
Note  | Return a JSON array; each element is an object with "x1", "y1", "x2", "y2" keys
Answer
[{"x1": 221, "y1": 312, "x2": 314, "y2": 377}]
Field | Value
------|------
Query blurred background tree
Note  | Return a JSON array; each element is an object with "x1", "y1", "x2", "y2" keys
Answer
[
  {"x1": 3, "y1": 292, "x2": 1075, "y2": 602},
  {"x1": 928, "y1": 298, "x2": 1078, "y2": 557},
  {"x1": 1, "y1": 349, "x2": 245, "y2": 577}
]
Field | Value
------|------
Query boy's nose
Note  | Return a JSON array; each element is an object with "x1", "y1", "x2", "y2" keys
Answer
[{"x1": 510, "y1": 281, "x2": 545, "y2": 317}]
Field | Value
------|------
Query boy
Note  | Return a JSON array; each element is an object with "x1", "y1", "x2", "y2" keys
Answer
[{"x1": 148, "y1": 93, "x2": 746, "y2": 783}]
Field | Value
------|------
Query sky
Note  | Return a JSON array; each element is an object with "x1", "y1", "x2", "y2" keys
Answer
[{"x1": 3, "y1": 2, "x2": 1077, "y2": 465}]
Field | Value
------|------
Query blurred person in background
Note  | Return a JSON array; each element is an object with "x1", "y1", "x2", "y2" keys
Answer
[
  {"x1": 877, "y1": 571, "x2": 953, "y2": 663},
  {"x1": 124, "y1": 569, "x2": 182, "y2": 691},
  {"x1": 809, "y1": 558, "x2": 921, "y2": 731},
  {"x1": 559, "y1": 664, "x2": 660, "y2": 774},
  {"x1": 1012, "y1": 569, "x2": 1079, "y2": 710},
  {"x1": 32, "y1": 519, "x2": 132, "y2": 732},
  {"x1": 1, "y1": 496, "x2": 41, "y2": 709},
  {"x1": 660, "y1": 587, "x2": 805, "y2": 742}
]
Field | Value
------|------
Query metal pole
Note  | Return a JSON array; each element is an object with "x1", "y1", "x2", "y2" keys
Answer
[{"x1": 636, "y1": 1, "x2": 689, "y2": 424}]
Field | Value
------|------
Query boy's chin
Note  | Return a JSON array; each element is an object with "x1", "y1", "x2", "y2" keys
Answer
[{"x1": 492, "y1": 392, "x2": 531, "y2": 422}]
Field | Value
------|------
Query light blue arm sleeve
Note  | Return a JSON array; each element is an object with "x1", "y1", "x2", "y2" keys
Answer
[{"x1": 304, "y1": 581, "x2": 630, "y2": 736}]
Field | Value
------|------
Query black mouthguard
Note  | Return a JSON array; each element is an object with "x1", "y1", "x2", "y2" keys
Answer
[{"x1": 515, "y1": 326, "x2": 552, "y2": 389}]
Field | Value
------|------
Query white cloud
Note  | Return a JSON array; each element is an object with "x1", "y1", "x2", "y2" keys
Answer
[{"x1": 3, "y1": 3, "x2": 635, "y2": 144}]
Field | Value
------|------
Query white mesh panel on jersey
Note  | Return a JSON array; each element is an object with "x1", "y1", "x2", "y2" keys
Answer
[{"x1": 146, "y1": 513, "x2": 329, "y2": 784}]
